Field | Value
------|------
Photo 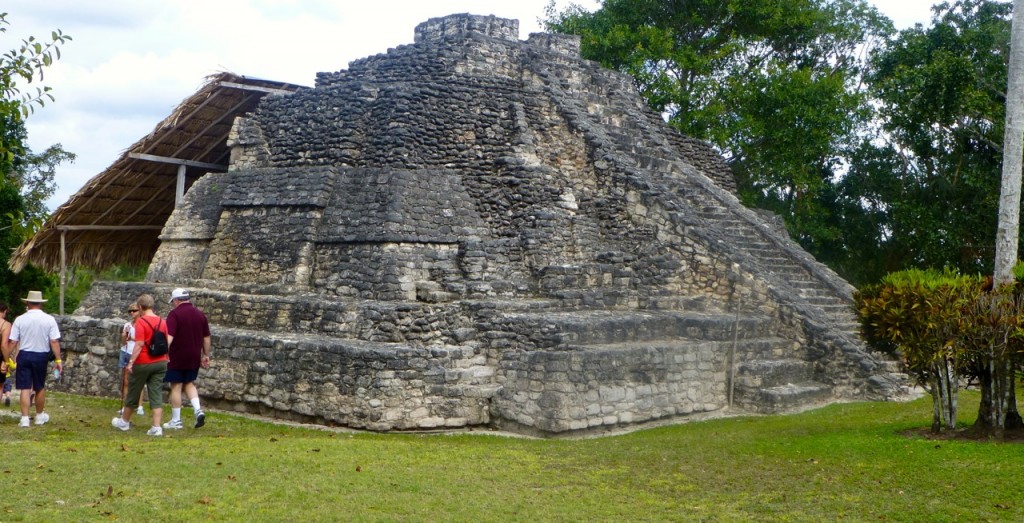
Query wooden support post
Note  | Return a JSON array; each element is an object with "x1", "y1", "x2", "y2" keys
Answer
[
  {"x1": 176, "y1": 163, "x2": 186, "y2": 206},
  {"x1": 729, "y1": 298, "x2": 740, "y2": 409},
  {"x1": 59, "y1": 229, "x2": 66, "y2": 315}
]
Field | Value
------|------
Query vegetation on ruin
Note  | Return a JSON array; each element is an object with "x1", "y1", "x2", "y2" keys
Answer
[{"x1": 0, "y1": 391, "x2": 1019, "y2": 521}]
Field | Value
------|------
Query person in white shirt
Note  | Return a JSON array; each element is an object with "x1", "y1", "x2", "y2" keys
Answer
[
  {"x1": 120, "y1": 305, "x2": 145, "y2": 416},
  {"x1": 4, "y1": 291, "x2": 63, "y2": 428}
]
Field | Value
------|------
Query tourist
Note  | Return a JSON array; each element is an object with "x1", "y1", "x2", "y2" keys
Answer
[
  {"x1": 119, "y1": 304, "x2": 146, "y2": 416},
  {"x1": 0, "y1": 302, "x2": 11, "y2": 406},
  {"x1": 163, "y1": 288, "x2": 211, "y2": 430},
  {"x1": 4, "y1": 291, "x2": 62, "y2": 427},
  {"x1": 112, "y1": 294, "x2": 167, "y2": 436}
]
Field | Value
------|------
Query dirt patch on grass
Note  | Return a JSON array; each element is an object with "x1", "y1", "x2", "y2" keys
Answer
[{"x1": 902, "y1": 425, "x2": 1024, "y2": 443}]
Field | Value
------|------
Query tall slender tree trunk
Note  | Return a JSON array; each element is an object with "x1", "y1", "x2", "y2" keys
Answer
[
  {"x1": 996, "y1": 0, "x2": 1024, "y2": 283},
  {"x1": 986, "y1": 0, "x2": 1024, "y2": 433}
]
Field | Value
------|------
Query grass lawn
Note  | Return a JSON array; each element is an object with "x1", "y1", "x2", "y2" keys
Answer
[{"x1": 0, "y1": 391, "x2": 1019, "y2": 522}]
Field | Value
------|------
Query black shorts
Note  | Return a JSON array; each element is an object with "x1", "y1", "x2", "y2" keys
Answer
[
  {"x1": 163, "y1": 368, "x2": 199, "y2": 384},
  {"x1": 15, "y1": 351, "x2": 51, "y2": 392}
]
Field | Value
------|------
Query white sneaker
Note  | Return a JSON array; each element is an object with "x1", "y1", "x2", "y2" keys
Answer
[
  {"x1": 111, "y1": 417, "x2": 130, "y2": 431},
  {"x1": 146, "y1": 426, "x2": 163, "y2": 437},
  {"x1": 18, "y1": 416, "x2": 30, "y2": 428},
  {"x1": 34, "y1": 412, "x2": 49, "y2": 425},
  {"x1": 162, "y1": 419, "x2": 183, "y2": 430},
  {"x1": 194, "y1": 410, "x2": 206, "y2": 428},
  {"x1": 137, "y1": 406, "x2": 145, "y2": 415}
]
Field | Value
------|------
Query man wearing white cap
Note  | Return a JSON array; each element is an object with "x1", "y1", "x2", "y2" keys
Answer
[
  {"x1": 4, "y1": 291, "x2": 63, "y2": 427},
  {"x1": 163, "y1": 288, "x2": 211, "y2": 429}
]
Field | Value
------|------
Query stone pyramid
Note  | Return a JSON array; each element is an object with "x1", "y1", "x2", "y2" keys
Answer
[{"x1": 64, "y1": 14, "x2": 908, "y2": 435}]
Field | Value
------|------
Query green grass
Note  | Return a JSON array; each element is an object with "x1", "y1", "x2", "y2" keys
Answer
[{"x1": 0, "y1": 392, "x2": 1020, "y2": 522}]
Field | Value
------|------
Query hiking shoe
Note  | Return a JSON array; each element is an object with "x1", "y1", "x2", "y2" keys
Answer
[
  {"x1": 162, "y1": 419, "x2": 183, "y2": 430},
  {"x1": 146, "y1": 426, "x2": 163, "y2": 437},
  {"x1": 111, "y1": 417, "x2": 130, "y2": 431},
  {"x1": 18, "y1": 416, "x2": 30, "y2": 428},
  {"x1": 194, "y1": 411, "x2": 206, "y2": 428},
  {"x1": 34, "y1": 412, "x2": 49, "y2": 425}
]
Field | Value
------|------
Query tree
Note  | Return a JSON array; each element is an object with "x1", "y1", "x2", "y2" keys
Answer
[
  {"x1": 857, "y1": 269, "x2": 978, "y2": 433},
  {"x1": 855, "y1": 1, "x2": 1011, "y2": 281},
  {"x1": 0, "y1": 12, "x2": 71, "y2": 117},
  {"x1": 985, "y1": 0, "x2": 1024, "y2": 433},
  {"x1": 855, "y1": 0, "x2": 1024, "y2": 432},
  {"x1": 0, "y1": 115, "x2": 73, "y2": 313},
  {"x1": 0, "y1": 14, "x2": 72, "y2": 312}
]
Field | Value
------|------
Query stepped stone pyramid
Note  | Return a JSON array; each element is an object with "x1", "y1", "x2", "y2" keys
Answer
[{"x1": 62, "y1": 14, "x2": 908, "y2": 435}]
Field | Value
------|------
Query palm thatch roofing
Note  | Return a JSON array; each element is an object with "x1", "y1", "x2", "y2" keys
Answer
[{"x1": 9, "y1": 72, "x2": 305, "y2": 273}]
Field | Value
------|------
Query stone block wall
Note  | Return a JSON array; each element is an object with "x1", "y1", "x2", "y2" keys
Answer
[
  {"x1": 493, "y1": 342, "x2": 730, "y2": 433},
  {"x1": 53, "y1": 315, "x2": 496, "y2": 431},
  {"x1": 313, "y1": 242, "x2": 461, "y2": 301}
]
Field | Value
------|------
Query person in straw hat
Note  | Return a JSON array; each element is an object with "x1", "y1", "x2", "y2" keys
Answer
[{"x1": 3, "y1": 291, "x2": 63, "y2": 427}]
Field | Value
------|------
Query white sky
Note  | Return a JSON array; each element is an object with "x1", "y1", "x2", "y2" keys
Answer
[{"x1": 3, "y1": 0, "x2": 936, "y2": 210}]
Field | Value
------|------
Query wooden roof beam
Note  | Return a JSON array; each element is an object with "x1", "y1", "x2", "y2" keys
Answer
[
  {"x1": 219, "y1": 81, "x2": 297, "y2": 95},
  {"x1": 127, "y1": 153, "x2": 226, "y2": 171},
  {"x1": 56, "y1": 225, "x2": 164, "y2": 231}
]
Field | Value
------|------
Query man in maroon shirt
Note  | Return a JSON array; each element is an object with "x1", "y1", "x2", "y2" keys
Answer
[{"x1": 162, "y1": 288, "x2": 211, "y2": 429}]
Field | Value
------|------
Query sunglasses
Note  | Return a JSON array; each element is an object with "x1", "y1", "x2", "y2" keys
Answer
[{"x1": 128, "y1": 309, "x2": 139, "y2": 313}]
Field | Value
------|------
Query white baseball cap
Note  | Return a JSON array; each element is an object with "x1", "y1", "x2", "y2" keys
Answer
[{"x1": 169, "y1": 288, "x2": 190, "y2": 302}]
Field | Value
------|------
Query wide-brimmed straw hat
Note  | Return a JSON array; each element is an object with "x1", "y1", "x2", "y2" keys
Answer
[{"x1": 22, "y1": 290, "x2": 47, "y2": 303}]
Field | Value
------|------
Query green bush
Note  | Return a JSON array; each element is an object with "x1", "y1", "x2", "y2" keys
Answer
[{"x1": 856, "y1": 267, "x2": 1024, "y2": 434}]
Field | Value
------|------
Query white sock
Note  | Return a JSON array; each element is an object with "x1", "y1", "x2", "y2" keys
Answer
[
  {"x1": 171, "y1": 407, "x2": 181, "y2": 421},
  {"x1": 190, "y1": 397, "x2": 202, "y2": 412}
]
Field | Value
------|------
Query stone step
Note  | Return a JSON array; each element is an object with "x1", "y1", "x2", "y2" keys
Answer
[
  {"x1": 562, "y1": 336, "x2": 790, "y2": 356},
  {"x1": 796, "y1": 287, "x2": 836, "y2": 299},
  {"x1": 730, "y1": 337, "x2": 802, "y2": 361},
  {"x1": 803, "y1": 295, "x2": 849, "y2": 307},
  {"x1": 789, "y1": 279, "x2": 819, "y2": 289},
  {"x1": 733, "y1": 381, "x2": 833, "y2": 414},
  {"x1": 501, "y1": 310, "x2": 776, "y2": 346}
]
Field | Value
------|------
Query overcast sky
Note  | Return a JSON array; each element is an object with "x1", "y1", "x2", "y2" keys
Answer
[{"x1": 4, "y1": 0, "x2": 937, "y2": 210}]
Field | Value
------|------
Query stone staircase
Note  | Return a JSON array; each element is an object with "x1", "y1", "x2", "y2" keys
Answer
[
  {"x1": 732, "y1": 347, "x2": 833, "y2": 413},
  {"x1": 521, "y1": 51, "x2": 903, "y2": 409},
  {"x1": 569, "y1": 69, "x2": 862, "y2": 337}
]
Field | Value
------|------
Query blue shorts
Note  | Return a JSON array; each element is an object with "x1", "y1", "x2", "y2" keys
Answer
[
  {"x1": 164, "y1": 368, "x2": 199, "y2": 384},
  {"x1": 118, "y1": 351, "x2": 132, "y2": 369},
  {"x1": 15, "y1": 351, "x2": 51, "y2": 392}
]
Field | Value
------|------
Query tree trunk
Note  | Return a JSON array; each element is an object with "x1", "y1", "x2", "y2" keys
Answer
[
  {"x1": 929, "y1": 371, "x2": 942, "y2": 434},
  {"x1": 983, "y1": 0, "x2": 1024, "y2": 440},
  {"x1": 936, "y1": 357, "x2": 957, "y2": 431},
  {"x1": 975, "y1": 344, "x2": 1021, "y2": 433},
  {"x1": 943, "y1": 358, "x2": 958, "y2": 430},
  {"x1": 994, "y1": 0, "x2": 1024, "y2": 285},
  {"x1": 976, "y1": 358, "x2": 993, "y2": 430}
]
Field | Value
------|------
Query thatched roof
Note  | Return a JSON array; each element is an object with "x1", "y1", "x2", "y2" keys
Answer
[{"x1": 10, "y1": 72, "x2": 305, "y2": 273}]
